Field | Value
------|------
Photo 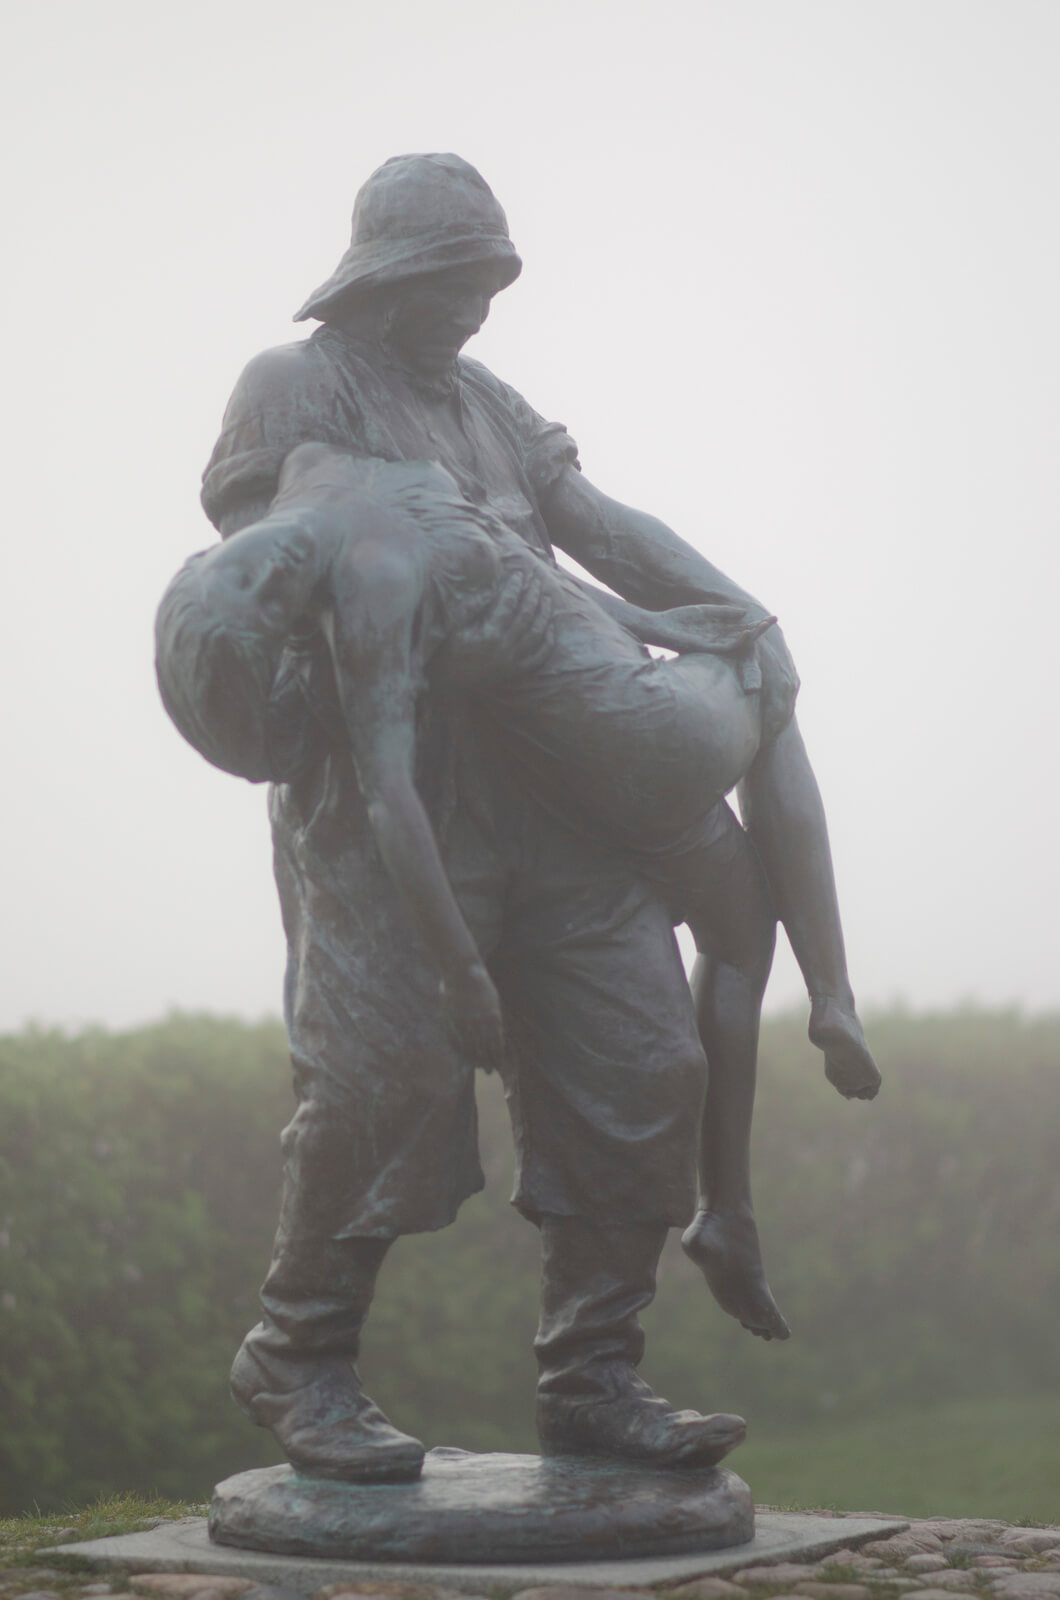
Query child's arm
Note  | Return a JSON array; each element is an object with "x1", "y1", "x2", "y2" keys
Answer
[{"x1": 324, "y1": 534, "x2": 503, "y2": 1070}]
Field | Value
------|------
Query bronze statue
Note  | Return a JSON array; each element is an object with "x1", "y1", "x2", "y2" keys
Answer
[{"x1": 157, "y1": 152, "x2": 879, "y2": 1488}]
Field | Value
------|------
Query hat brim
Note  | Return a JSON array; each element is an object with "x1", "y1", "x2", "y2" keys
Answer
[{"x1": 293, "y1": 233, "x2": 522, "y2": 323}]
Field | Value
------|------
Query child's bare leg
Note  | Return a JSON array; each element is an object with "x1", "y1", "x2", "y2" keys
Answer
[
  {"x1": 738, "y1": 718, "x2": 881, "y2": 1101},
  {"x1": 665, "y1": 804, "x2": 790, "y2": 1342}
]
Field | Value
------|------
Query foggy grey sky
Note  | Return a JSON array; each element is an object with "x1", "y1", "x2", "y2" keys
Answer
[{"x1": 2, "y1": 0, "x2": 1058, "y2": 1032}]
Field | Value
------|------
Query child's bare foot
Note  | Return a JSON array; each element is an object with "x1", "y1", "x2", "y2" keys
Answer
[
  {"x1": 681, "y1": 1208, "x2": 791, "y2": 1341},
  {"x1": 810, "y1": 995, "x2": 882, "y2": 1100}
]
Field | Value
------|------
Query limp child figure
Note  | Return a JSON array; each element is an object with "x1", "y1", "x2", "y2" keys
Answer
[{"x1": 162, "y1": 440, "x2": 881, "y2": 1346}]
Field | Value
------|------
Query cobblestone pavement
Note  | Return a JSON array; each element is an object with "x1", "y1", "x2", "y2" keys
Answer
[{"x1": 2, "y1": 1516, "x2": 1059, "y2": 1600}]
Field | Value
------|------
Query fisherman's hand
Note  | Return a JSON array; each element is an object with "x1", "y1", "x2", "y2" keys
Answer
[
  {"x1": 440, "y1": 962, "x2": 505, "y2": 1072},
  {"x1": 754, "y1": 619, "x2": 800, "y2": 729},
  {"x1": 644, "y1": 603, "x2": 777, "y2": 656}
]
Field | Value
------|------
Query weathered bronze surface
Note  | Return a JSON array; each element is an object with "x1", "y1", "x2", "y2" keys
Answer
[
  {"x1": 156, "y1": 154, "x2": 879, "y2": 1528},
  {"x1": 209, "y1": 1449, "x2": 754, "y2": 1562}
]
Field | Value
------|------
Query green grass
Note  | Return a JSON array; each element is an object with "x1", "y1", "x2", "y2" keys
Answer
[
  {"x1": 738, "y1": 1392, "x2": 1060, "y2": 1523},
  {"x1": 0, "y1": 1493, "x2": 203, "y2": 1567},
  {"x1": 1, "y1": 1396, "x2": 1058, "y2": 1568}
]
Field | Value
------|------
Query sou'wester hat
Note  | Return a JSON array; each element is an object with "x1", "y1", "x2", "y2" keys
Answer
[{"x1": 293, "y1": 153, "x2": 522, "y2": 323}]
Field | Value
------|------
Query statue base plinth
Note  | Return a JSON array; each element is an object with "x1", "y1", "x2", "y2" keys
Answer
[{"x1": 209, "y1": 1447, "x2": 754, "y2": 1563}]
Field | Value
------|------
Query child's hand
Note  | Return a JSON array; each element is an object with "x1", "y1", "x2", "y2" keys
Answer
[{"x1": 440, "y1": 962, "x2": 504, "y2": 1072}]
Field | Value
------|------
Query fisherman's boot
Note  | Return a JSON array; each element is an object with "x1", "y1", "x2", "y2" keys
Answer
[
  {"x1": 535, "y1": 1215, "x2": 746, "y2": 1467},
  {"x1": 230, "y1": 1232, "x2": 425, "y2": 1482}
]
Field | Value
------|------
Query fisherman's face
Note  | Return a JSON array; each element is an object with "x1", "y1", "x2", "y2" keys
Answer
[{"x1": 383, "y1": 265, "x2": 501, "y2": 375}]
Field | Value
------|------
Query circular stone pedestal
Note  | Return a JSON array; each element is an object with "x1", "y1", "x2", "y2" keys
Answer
[{"x1": 210, "y1": 1447, "x2": 754, "y2": 1564}]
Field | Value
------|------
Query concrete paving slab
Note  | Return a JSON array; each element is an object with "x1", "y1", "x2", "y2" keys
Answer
[{"x1": 45, "y1": 1512, "x2": 908, "y2": 1593}]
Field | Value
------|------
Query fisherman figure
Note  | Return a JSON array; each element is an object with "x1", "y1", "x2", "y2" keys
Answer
[{"x1": 157, "y1": 153, "x2": 877, "y2": 1483}]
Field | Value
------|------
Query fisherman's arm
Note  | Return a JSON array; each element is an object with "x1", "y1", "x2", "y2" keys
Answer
[{"x1": 540, "y1": 464, "x2": 798, "y2": 692}]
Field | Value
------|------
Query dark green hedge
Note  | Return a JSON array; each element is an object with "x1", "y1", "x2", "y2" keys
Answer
[
  {"x1": 641, "y1": 1008, "x2": 1060, "y2": 1432},
  {"x1": 0, "y1": 1018, "x2": 290, "y2": 1512},
  {"x1": 1, "y1": 1008, "x2": 1058, "y2": 1513}
]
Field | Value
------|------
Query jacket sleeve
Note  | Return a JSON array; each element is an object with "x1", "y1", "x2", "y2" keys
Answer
[
  {"x1": 459, "y1": 358, "x2": 581, "y2": 496},
  {"x1": 201, "y1": 339, "x2": 365, "y2": 531}
]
